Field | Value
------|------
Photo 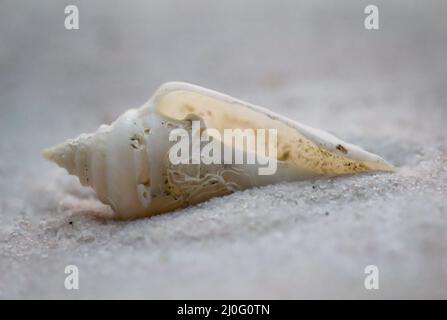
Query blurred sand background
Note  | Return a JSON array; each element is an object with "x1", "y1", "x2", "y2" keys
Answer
[{"x1": 0, "y1": 0, "x2": 446, "y2": 298}]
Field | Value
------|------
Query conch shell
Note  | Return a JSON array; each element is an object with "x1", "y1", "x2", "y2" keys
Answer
[{"x1": 43, "y1": 82, "x2": 394, "y2": 219}]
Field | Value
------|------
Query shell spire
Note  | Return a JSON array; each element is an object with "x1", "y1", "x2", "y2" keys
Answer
[
  {"x1": 42, "y1": 141, "x2": 77, "y2": 174},
  {"x1": 43, "y1": 132, "x2": 99, "y2": 187}
]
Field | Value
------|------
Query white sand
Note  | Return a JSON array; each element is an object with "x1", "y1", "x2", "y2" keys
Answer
[{"x1": 0, "y1": 0, "x2": 446, "y2": 298}]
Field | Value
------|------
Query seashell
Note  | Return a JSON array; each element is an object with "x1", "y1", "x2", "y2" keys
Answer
[{"x1": 43, "y1": 82, "x2": 395, "y2": 219}]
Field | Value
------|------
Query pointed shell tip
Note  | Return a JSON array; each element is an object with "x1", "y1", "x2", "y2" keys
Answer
[{"x1": 42, "y1": 147, "x2": 54, "y2": 161}]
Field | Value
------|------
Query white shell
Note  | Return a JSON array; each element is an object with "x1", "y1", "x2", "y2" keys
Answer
[{"x1": 43, "y1": 82, "x2": 395, "y2": 219}]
